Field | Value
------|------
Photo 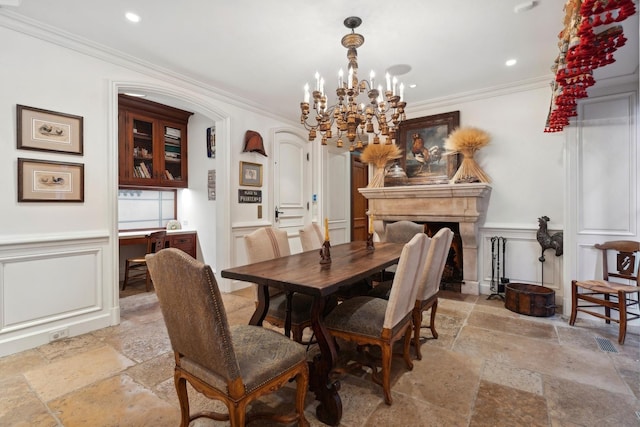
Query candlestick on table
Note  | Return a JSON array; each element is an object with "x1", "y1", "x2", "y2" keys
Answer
[
  {"x1": 366, "y1": 232, "x2": 375, "y2": 251},
  {"x1": 321, "y1": 217, "x2": 332, "y2": 263}
]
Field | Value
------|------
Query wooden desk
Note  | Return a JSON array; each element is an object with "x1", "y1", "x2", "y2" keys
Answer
[
  {"x1": 221, "y1": 241, "x2": 403, "y2": 426},
  {"x1": 119, "y1": 230, "x2": 197, "y2": 258}
]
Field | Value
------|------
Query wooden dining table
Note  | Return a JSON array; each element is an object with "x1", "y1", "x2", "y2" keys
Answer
[{"x1": 221, "y1": 241, "x2": 404, "y2": 426}]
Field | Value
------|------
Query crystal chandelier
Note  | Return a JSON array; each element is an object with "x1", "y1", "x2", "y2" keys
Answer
[{"x1": 299, "y1": 17, "x2": 407, "y2": 151}]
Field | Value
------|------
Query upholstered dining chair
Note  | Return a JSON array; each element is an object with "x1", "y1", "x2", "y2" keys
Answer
[
  {"x1": 323, "y1": 233, "x2": 430, "y2": 405},
  {"x1": 245, "y1": 227, "x2": 314, "y2": 343},
  {"x1": 569, "y1": 240, "x2": 640, "y2": 344},
  {"x1": 383, "y1": 220, "x2": 425, "y2": 244},
  {"x1": 122, "y1": 230, "x2": 166, "y2": 292},
  {"x1": 368, "y1": 220, "x2": 425, "y2": 298},
  {"x1": 412, "y1": 227, "x2": 454, "y2": 359},
  {"x1": 299, "y1": 222, "x2": 323, "y2": 252},
  {"x1": 146, "y1": 248, "x2": 309, "y2": 427}
]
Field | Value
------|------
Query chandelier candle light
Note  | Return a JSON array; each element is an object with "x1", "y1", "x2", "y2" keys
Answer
[{"x1": 300, "y1": 17, "x2": 407, "y2": 151}]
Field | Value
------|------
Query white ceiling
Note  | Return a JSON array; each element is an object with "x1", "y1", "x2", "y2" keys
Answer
[{"x1": 1, "y1": 0, "x2": 638, "y2": 122}]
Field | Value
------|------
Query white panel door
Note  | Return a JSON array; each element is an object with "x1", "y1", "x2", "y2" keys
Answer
[
  {"x1": 273, "y1": 130, "x2": 310, "y2": 239},
  {"x1": 565, "y1": 90, "x2": 638, "y2": 316},
  {"x1": 323, "y1": 146, "x2": 351, "y2": 244}
]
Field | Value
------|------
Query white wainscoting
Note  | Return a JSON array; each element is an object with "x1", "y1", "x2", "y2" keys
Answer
[
  {"x1": 0, "y1": 233, "x2": 111, "y2": 357},
  {"x1": 479, "y1": 226, "x2": 564, "y2": 307}
]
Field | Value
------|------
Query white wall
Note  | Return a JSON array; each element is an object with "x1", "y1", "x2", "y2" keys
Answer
[
  {"x1": 408, "y1": 85, "x2": 567, "y2": 299},
  {"x1": 0, "y1": 20, "x2": 295, "y2": 356}
]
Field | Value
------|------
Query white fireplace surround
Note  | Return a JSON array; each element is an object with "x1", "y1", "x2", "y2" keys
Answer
[{"x1": 359, "y1": 183, "x2": 492, "y2": 295}]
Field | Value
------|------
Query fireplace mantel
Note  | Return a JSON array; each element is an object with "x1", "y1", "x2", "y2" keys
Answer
[{"x1": 359, "y1": 183, "x2": 492, "y2": 295}]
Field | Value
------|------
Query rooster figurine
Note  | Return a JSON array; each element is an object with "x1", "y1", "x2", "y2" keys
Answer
[{"x1": 536, "y1": 216, "x2": 563, "y2": 262}]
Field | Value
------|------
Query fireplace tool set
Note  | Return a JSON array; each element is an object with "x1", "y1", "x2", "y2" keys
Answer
[{"x1": 488, "y1": 236, "x2": 509, "y2": 300}]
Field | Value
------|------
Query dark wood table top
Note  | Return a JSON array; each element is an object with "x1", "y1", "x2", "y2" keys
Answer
[{"x1": 221, "y1": 241, "x2": 403, "y2": 297}]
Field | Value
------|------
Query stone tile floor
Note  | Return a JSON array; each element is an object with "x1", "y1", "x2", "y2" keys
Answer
[{"x1": 1, "y1": 284, "x2": 638, "y2": 426}]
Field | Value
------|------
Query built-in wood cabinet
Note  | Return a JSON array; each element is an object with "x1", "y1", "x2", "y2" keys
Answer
[
  {"x1": 118, "y1": 95, "x2": 193, "y2": 188},
  {"x1": 167, "y1": 232, "x2": 197, "y2": 258}
]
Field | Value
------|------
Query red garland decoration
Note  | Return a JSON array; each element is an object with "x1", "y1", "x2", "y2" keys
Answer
[{"x1": 545, "y1": 0, "x2": 636, "y2": 133}]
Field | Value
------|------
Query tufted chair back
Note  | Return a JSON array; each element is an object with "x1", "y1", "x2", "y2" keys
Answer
[{"x1": 147, "y1": 248, "x2": 240, "y2": 384}]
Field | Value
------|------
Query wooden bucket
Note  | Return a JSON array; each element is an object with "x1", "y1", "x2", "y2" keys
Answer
[{"x1": 505, "y1": 283, "x2": 556, "y2": 317}]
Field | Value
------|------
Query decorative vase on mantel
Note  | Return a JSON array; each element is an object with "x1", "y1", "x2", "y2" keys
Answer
[
  {"x1": 444, "y1": 126, "x2": 491, "y2": 184},
  {"x1": 361, "y1": 143, "x2": 402, "y2": 188},
  {"x1": 384, "y1": 161, "x2": 408, "y2": 186}
]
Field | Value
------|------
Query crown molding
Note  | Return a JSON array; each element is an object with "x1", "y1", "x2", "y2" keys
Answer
[
  {"x1": 407, "y1": 75, "x2": 552, "y2": 114},
  {"x1": 0, "y1": 10, "x2": 294, "y2": 124}
]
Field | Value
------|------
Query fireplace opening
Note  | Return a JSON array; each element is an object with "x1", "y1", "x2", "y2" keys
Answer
[
  {"x1": 381, "y1": 220, "x2": 464, "y2": 292},
  {"x1": 423, "y1": 222, "x2": 463, "y2": 292}
]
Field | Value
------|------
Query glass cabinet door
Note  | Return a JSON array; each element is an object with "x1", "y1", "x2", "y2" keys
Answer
[
  {"x1": 163, "y1": 124, "x2": 183, "y2": 182},
  {"x1": 131, "y1": 117, "x2": 155, "y2": 181}
]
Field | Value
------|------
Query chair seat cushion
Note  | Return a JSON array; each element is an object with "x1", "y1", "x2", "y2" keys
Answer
[
  {"x1": 268, "y1": 292, "x2": 313, "y2": 324},
  {"x1": 182, "y1": 325, "x2": 306, "y2": 394},
  {"x1": 324, "y1": 296, "x2": 387, "y2": 338},
  {"x1": 575, "y1": 279, "x2": 640, "y2": 294}
]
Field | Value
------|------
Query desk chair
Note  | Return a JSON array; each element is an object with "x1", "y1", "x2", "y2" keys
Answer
[
  {"x1": 122, "y1": 230, "x2": 166, "y2": 292},
  {"x1": 324, "y1": 233, "x2": 430, "y2": 404},
  {"x1": 146, "y1": 248, "x2": 309, "y2": 427},
  {"x1": 245, "y1": 227, "x2": 314, "y2": 343},
  {"x1": 569, "y1": 240, "x2": 640, "y2": 344}
]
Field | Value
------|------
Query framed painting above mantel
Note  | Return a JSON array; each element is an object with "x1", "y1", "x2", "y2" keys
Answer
[{"x1": 397, "y1": 111, "x2": 460, "y2": 184}]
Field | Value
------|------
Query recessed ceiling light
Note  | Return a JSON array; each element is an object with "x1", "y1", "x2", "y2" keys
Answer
[
  {"x1": 385, "y1": 64, "x2": 412, "y2": 76},
  {"x1": 409, "y1": 84, "x2": 417, "y2": 88},
  {"x1": 125, "y1": 12, "x2": 141, "y2": 23},
  {"x1": 514, "y1": 1, "x2": 538, "y2": 13},
  {"x1": 505, "y1": 59, "x2": 517, "y2": 67}
]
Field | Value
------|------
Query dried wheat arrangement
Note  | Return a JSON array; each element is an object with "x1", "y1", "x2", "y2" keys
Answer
[
  {"x1": 444, "y1": 126, "x2": 491, "y2": 183},
  {"x1": 361, "y1": 143, "x2": 402, "y2": 187}
]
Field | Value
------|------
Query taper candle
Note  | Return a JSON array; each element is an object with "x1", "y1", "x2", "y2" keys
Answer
[{"x1": 324, "y1": 217, "x2": 329, "y2": 241}]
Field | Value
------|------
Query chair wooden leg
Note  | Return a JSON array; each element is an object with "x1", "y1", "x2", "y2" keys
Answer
[
  {"x1": 569, "y1": 280, "x2": 578, "y2": 326},
  {"x1": 618, "y1": 290, "x2": 627, "y2": 345},
  {"x1": 412, "y1": 307, "x2": 423, "y2": 360},
  {"x1": 229, "y1": 401, "x2": 247, "y2": 427},
  {"x1": 145, "y1": 267, "x2": 152, "y2": 292},
  {"x1": 292, "y1": 326, "x2": 303, "y2": 344},
  {"x1": 381, "y1": 343, "x2": 393, "y2": 405},
  {"x1": 174, "y1": 372, "x2": 190, "y2": 427},
  {"x1": 402, "y1": 327, "x2": 414, "y2": 370},
  {"x1": 122, "y1": 260, "x2": 132, "y2": 290},
  {"x1": 429, "y1": 298, "x2": 439, "y2": 339},
  {"x1": 295, "y1": 366, "x2": 310, "y2": 427},
  {"x1": 604, "y1": 294, "x2": 611, "y2": 324}
]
